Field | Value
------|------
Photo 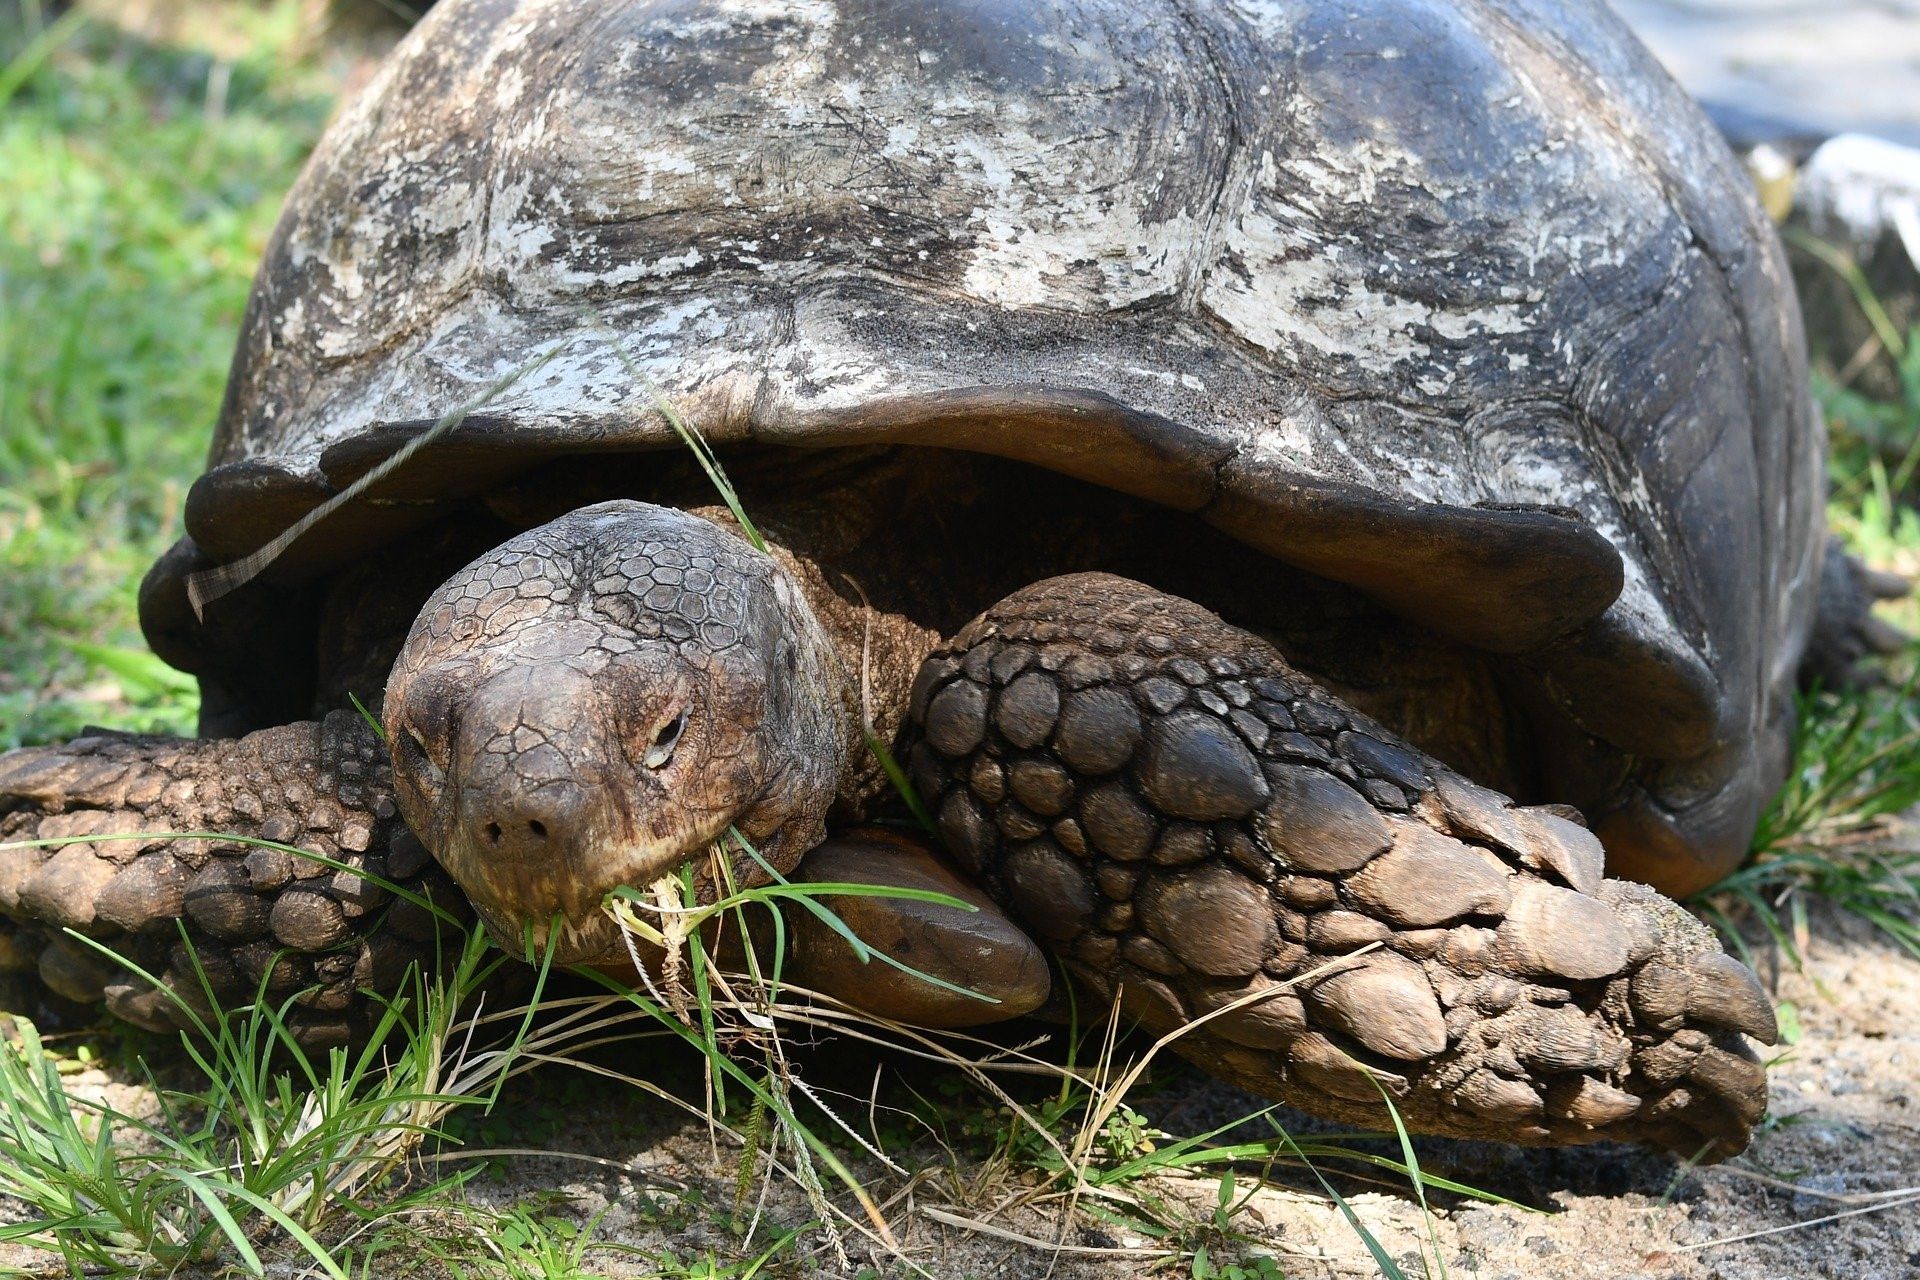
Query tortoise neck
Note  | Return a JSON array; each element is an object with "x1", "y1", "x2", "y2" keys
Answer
[{"x1": 683, "y1": 504, "x2": 941, "y2": 815}]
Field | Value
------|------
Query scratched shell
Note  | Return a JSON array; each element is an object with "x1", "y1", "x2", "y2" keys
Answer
[{"x1": 142, "y1": 0, "x2": 1825, "y2": 886}]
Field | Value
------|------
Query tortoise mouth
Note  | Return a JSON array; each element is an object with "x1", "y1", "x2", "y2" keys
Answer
[
  {"x1": 446, "y1": 833, "x2": 721, "y2": 966},
  {"x1": 471, "y1": 900, "x2": 626, "y2": 968}
]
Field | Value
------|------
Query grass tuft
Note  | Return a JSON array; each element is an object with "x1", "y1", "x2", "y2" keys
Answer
[
  {"x1": 1702, "y1": 679, "x2": 1920, "y2": 965},
  {"x1": 0, "y1": 923, "x2": 500, "y2": 1276},
  {"x1": 0, "y1": 0, "x2": 341, "y2": 745}
]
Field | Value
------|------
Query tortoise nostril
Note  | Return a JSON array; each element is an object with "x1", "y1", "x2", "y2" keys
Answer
[{"x1": 467, "y1": 791, "x2": 579, "y2": 860}]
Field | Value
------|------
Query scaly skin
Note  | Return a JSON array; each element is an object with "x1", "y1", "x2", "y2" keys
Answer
[
  {"x1": 0, "y1": 712, "x2": 466, "y2": 1050},
  {"x1": 903, "y1": 575, "x2": 1777, "y2": 1159}
]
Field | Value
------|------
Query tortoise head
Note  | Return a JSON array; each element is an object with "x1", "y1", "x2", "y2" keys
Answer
[{"x1": 382, "y1": 501, "x2": 852, "y2": 961}]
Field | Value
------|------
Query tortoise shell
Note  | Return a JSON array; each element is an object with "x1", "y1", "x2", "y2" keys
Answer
[{"x1": 142, "y1": 0, "x2": 1824, "y2": 893}]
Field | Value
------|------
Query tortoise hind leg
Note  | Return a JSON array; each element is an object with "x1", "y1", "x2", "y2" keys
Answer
[
  {"x1": 904, "y1": 573, "x2": 1777, "y2": 1161},
  {"x1": 1803, "y1": 538, "x2": 1910, "y2": 689},
  {"x1": 0, "y1": 711, "x2": 467, "y2": 1051}
]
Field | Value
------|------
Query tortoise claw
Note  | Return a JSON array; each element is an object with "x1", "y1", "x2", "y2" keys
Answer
[
  {"x1": 1683, "y1": 952, "x2": 1779, "y2": 1044},
  {"x1": 784, "y1": 827, "x2": 1051, "y2": 1028},
  {"x1": 1804, "y1": 542, "x2": 1914, "y2": 689}
]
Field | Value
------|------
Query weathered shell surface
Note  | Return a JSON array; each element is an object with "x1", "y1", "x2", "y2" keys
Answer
[{"x1": 146, "y1": 0, "x2": 1825, "y2": 890}]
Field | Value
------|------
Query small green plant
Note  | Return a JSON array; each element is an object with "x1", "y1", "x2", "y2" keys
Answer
[
  {"x1": 1700, "y1": 667, "x2": 1920, "y2": 969},
  {"x1": 0, "y1": 916, "x2": 499, "y2": 1276}
]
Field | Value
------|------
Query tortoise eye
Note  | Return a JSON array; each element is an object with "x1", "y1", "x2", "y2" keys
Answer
[
  {"x1": 401, "y1": 724, "x2": 444, "y2": 784},
  {"x1": 644, "y1": 709, "x2": 689, "y2": 770}
]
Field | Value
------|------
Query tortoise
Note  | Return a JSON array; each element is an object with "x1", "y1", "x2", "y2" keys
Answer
[{"x1": 0, "y1": 0, "x2": 1905, "y2": 1162}]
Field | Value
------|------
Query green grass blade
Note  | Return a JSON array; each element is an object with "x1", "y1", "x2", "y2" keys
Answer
[
  {"x1": 1273, "y1": 1127, "x2": 1410, "y2": 1279},
  {"x1": 0, "y1": 5, "x2": 85, "y2": 109}
]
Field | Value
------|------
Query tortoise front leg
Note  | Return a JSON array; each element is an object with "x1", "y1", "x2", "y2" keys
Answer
[
  {"x1": 903, "y1": 574, "x2": 1777, "y2": 1160},
  {"x1": 0, "y1": 711, "x2": 467, "y2": 1050}
]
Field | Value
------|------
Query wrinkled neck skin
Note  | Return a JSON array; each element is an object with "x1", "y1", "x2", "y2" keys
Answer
[{"x1": 381, "y1": 501, "x2": 876, "y2": 963}]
